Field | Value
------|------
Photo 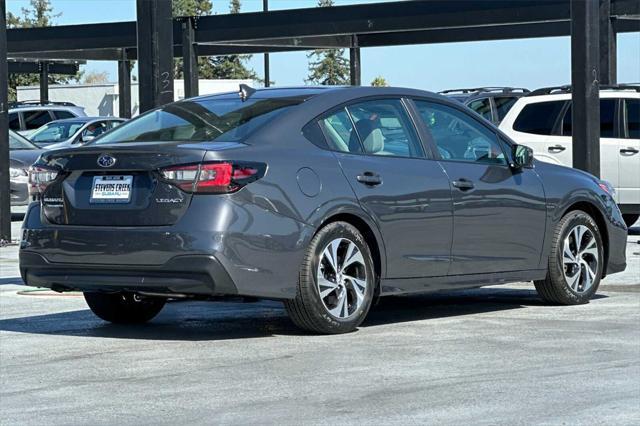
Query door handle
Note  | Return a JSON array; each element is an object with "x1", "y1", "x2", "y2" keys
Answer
[
  {"x1": 452, "y1": 178, "x2": 474, "y2": 191},
  {"x1": 620, "y1": 147, "x2": 639, "y2": 155},
  {"x1": 548, "y1": 145, "x2": 566, "y2": 153},
  {"x1": 356, "y1": 172, "x2": 382, "y2": 186}
]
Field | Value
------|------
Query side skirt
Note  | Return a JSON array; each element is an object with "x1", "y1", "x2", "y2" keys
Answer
[{"x1": 380, "y1": 269, "x2": 547, "y2": 296}]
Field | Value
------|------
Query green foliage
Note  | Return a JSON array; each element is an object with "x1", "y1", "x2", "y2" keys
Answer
[
  {"x1": 6, "y1": 0, "x2": 78, "y2": 101},
  {"x1": 306, "y1": 0, "x2": 350, "y2": 86},
  {"x1": 371, "y1": 76, "x2": 389, "y2": 87}
]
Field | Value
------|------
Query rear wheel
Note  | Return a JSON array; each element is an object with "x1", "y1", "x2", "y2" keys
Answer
[
  {"x1": 534, "y1": 210, "x2": 603, "y2": 305},
  {"x1": 285, "y1": 221, "x2": 375, "y2": 334},
  {"x1": 622, "y1": 214, "x2": 639, "y2": 228},
  {"x1": 84, "y1": 292, "x2": 166, "y2": 324}
]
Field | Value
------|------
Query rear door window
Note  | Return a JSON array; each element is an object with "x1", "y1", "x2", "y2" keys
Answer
[
  {"x1": 9, "y1": 112, "x2": 20, "y2": 131},
  {"x1": 561, "y1": 98, "x2": 617, "y2": 138},
  {"x1": 494, "y1": 97, "x2": 519, "y2": 121},
  {"x1": 345, "y1": 99, "x2": 424, "y2": 158},
  {"x1": 467, "y1": 98, "x2": 493, "y2": 122},
  {"x1": 513, "y1": 101, "x2": 566, "y2": 135},
  {"x1": 23, "y1": 110, "x2": 53, "y2": 130},
  {"x1": 53, "y1": 110, "x2": 76, "y2": 119},
  {"x1": 625, "y1": 99, "x2": 640, "y2": 139},
  {"x1": 319, "y1": 109, "x2": 361, "y2": 153}
]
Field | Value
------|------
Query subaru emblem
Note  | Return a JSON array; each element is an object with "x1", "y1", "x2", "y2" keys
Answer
[{"x1": 97, "y1": 154, "x2": 116, "y2": 168}]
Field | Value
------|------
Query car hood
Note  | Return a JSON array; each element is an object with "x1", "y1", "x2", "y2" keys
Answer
[{"x1": 10, "y1": 149, "x2": 43, "y2": 169}]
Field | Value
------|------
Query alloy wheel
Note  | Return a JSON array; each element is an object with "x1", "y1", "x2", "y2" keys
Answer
[
  {"x1": 316, "y1": 238, "x2": 368, "y2": 319},
  {"x1": 562, "y1": 225, "x2": 599, "y2": 293}
]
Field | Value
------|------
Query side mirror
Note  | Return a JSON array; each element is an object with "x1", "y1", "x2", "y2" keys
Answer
[
  {"x1": 511, "y1": 144, "x2": 534, "y2": 169},
  {"x1": 81, "y1": 135, "x2": 95, "y2": 143}
]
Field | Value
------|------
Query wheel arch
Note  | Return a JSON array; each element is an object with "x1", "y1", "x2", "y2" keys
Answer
[
  {"x1": 560, "y1": 201, "x2": 610, "y2": 277},
  {"x1": 316, "y1": 212, "x2": 386, "y2": 288}
]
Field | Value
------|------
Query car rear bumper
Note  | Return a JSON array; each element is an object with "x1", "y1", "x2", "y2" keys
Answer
[
  {"x1": 19, "y1": 198, "x2": 315, "y2": 299},
  {"x1": 20, "y1": 251, "x2": 238, "y2": 296}
]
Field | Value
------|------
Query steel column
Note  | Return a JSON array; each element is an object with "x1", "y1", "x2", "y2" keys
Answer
[
  {"x1": 0, "y1": 0, "x2": 10, "y2": 242},
  {"x1": 599, "y1": 0, "x2": 616, "y2": 84},
  {"x1": 571, "y1": 0, "x2": 600, "y2": 177},
  {"x1": 349, "y1": 35, "x2": 361, "y2": 86},
  {"x1": 263, "y1": 0, "x2": 270, "y2": 87},
  {"x1": 39, "y1": 61, "x2": 48, "y2": 103},
  {"x1": 136, "y1": 0, "x2": 174, "y2": 112},
  {"x1": 117, "y1": 51, "x2": 132, "y2": 118},
  {"x1": 181, "y1": 17, "x2": 199, "y2": 98}
]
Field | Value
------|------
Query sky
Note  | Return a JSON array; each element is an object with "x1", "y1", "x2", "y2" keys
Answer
[{"x1": 7, "y1": 0, "x2": 640, "y2": 91}]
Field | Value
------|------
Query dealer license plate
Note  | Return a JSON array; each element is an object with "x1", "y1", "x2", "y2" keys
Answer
[{"x1": 90, "y1": 175, "x2": 133, "y2": 204}]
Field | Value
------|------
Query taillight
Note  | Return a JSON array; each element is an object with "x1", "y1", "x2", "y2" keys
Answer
[
  {"x1": 28, "y1": 166, "x2": 59, "y2": 199},
  {"x1": 160, "y1": 162, "x2": 263, "y2": 194}
]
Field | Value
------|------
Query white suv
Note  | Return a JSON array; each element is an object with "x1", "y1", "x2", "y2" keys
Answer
[{"x1": 500, "y1": 85, "x2": 640, "y2": 227}]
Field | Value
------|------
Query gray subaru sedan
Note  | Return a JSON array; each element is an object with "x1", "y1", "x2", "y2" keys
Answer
[{"x1": 20, "y1": 86, "x2": 627, "y2": 334}]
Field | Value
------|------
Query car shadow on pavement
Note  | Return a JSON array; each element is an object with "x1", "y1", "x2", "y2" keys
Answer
[{"x1": 0, "y1": 287, "x2": 606, "y2": 341}]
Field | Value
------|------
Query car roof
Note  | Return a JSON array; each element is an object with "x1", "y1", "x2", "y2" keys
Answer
[{"x1": 44, "y1": 116, "x2": 125, "y2": 124}]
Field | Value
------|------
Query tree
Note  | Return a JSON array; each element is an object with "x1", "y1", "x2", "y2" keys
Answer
[
  {"x1": 306, "y1": 0, "x2": 350, "y2": 85},
  {"x1": 6, "y1": 0, "x2": 78, "y2": 101},
  {"x1": 371, "y1": 76, "x2": 389, "y2": 87},
  {"x1": 83, "y1": 71, "x2": 110, "y2": 85}
]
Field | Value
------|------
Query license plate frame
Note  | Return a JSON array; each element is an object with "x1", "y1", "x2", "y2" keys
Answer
[{"x1": 90, "y1": 175, "x2": 133, "y2": 204}]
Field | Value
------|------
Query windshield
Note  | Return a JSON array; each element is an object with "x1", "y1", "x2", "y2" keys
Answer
[
  {"x1": 30, "y1": 121, "x2": 85, "y2": 143},
  {"x1": 95, "y1": 97, "x2": 303, "y2": 144},
  {"x1": 9, "y1": 131, "x2": 38, "y2": 150}
]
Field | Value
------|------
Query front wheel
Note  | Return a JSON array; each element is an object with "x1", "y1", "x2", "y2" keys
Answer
[
  {"x1": 535, "y1": 210, "x2": 603, "y2": 305},
  {"x1": 285, "y1": 222, "x2": 376, "y2": 334},
  {"x1": 84, "y1": 292, "x2": 166, "y2": 324}
]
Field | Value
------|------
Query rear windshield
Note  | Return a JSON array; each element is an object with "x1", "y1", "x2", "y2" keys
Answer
[{"x1": 95, "y1": 97, "x2": 303, "y2": 144}]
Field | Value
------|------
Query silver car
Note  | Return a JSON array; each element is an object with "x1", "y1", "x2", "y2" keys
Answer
[
  {"x1": 9, "y1": 130, "x2": 43, "y2": 208},
  {"x1": 29, "y1": 117, "x2": 127, "y2": 149}
]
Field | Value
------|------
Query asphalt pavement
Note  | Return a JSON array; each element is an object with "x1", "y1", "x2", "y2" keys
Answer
[{"x1": 1, "y1": 217, "x2": 639, "y2": 425}]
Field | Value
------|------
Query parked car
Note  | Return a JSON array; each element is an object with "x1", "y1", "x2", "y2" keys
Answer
[
  {"x1": 9, "y1": 101, "x2": 86, "y2": 136},
  {"x1": 439, "y1": 87, "x2": 529, "y2": 125},
  {"x1": 29, "y1": 117, "x2": 127, "y2": 149},
  {"x1": 499, "y1": 84, "x2": 640, "y2": 227},
  {"x1": 9, "y1": 130, "x2": 42, "y2": 207},
  {"x1": 21, "y1": 86, "x2": 627, "y2": 334}
]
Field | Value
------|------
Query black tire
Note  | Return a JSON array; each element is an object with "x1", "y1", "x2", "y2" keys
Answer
[
  {"x1": 285, "y1": 221, "x2": 376, "y2": 334},
  {"x1": 84, "y1": 292, "x2": 166, "y2": 324},
  {"x1": 534, "y1": 210, "x2": 604, "y2": 305},
  {"x1": 622, "y1": 214, "x2": 639, "y2": 228}
]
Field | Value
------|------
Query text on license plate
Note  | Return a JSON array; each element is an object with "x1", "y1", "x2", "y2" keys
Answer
[{"x1": 90, "y1": 175, "x2": 133, "y2": 203}]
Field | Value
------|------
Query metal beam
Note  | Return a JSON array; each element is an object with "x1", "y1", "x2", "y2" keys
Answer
[
  {"x1": 599, "y1": 0, "x2": 616, "y2": 84},
  {"x1": 0, "y1": 0, "x2": 10, "y2": 242},
  {"x1": 39, "y1": 61, "x2": 48, "y2": 103},
  {"x1": 136, "y1": 0, "x2": 174, "y2": 112},
  {"x1": 263, "y1": 0, "x2": 270, "y2": 87},
  {"x1": 8, "y1": 61, "x2": 79, "y2": 75},
  {"x1": 181, "y1": 17, "x2": 198, "y2": 98},
  {"x1": 571, "y1": 0, "x2": 600, "y2": 177},
  {"x1": 117, "y1": 51, "x2": 132, "y2": 118},
  {"x1": 349, "y1": 35, "x2": 361, "y2": 86}
]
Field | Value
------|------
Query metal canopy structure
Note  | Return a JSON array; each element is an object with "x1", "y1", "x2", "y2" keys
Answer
[{"x1": 1, "y1": 0, "x2": 639, "y2": 240}]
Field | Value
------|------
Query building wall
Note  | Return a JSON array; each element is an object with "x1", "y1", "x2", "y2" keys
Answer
[{"x1": 17, "y1": 79, "x2": 254, "y2": 117}]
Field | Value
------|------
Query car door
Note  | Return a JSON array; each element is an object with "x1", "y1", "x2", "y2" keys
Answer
[
  {"x1": 318, "y1": 98, "x2": 453, "y2": 278},
  {"x1": 619, "y1": 98, "x2": 640, "y2": 205},
  {"x1": 412, "y1": 99, "x2": 547, "y2": 275},
  {"x1": 560, "y1": 99, "x2": 620, "y2": 201}
]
